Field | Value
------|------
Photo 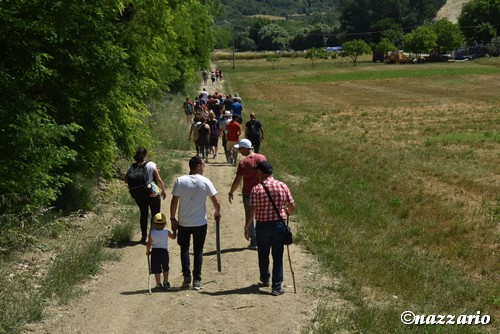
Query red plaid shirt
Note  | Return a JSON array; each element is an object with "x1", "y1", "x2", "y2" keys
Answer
[{"x1": 250, "y1": 176, "x2": 294, "y2": 222}]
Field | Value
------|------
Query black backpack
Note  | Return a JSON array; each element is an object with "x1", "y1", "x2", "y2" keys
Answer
[
  {"x1": 247, "y1": 120, "x2": 260, "y2": 138},
  {"x1": 127, "y1": 163, "x2": 148, "y2": 198}
]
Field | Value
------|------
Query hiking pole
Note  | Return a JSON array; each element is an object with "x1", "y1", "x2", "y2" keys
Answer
[
  {"x1": 147, "y1": 254, "x2": 152, "y2": 295},
  {"x1": 215, "y1": 217, "x2": 222, "y2": 272},
  {"x1": 286, "y1": 215, "x2": 297, "y2": 294}
]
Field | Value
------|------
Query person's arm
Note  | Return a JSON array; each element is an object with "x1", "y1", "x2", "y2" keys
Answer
[
  {"x1": 244, "y1": 125, "x2": 249, "y2": 138},
  {"x1": 170, "y1": 195, "x2": 179, "y2": 231},
  {"x1": 285, "y1": 201, "x2": 296, "y2": 216},
  {"x1": 210, "y1": 195, "x2": 221, "y2": 221},
  {"x1": 168, "y1": 230, "x2": 177, "y2": 240},
  {"x1": 244, "y1": 205, "x2": 257, "y2": 241},
  {"x1": 228, "y1": 175, "x2": 242, "y2": 203},
  {"x1": 153, "y1": 168, "x2": 167, "y2": 200},
  {"x1": 260, "y1": 126, "x2": 264, "y2": 141}
]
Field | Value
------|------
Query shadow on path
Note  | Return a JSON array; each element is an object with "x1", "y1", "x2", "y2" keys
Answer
[
  {"x1": 199, "y1": 284, "x2": 269, "y2": 296},
  {"x1": 204, "y1": 247, "x2": 249, "y2": 256}
]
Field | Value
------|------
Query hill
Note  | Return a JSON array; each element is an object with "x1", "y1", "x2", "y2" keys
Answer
[
  {"x1": 436, "y1": 0, "x2": 469, "y2": 22},
  {"x1": 221, "y1": 0, "x2": 338, "y2": 17},
  {"x1": 221, "y1": 0, "x2": 460, "y2": 20}
]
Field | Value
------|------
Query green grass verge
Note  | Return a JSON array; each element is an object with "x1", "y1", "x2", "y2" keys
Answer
[{"x1": 0, "y1": 85, "x2": 198, "y2": 333}]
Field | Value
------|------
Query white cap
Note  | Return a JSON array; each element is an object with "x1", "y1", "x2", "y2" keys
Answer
[{"x1": 234, "y1": 139, "x2": 253, "y2": 149}]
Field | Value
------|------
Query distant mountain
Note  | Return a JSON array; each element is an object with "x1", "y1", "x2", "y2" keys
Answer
[{"x1": 221, "y1": 0, "x2": 461, "y2": 22}]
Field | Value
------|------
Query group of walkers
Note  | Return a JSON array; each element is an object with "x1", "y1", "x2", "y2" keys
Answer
[
  {"x1": 125, "y1": 78, "x2": 295, "y2": 296},
  {"x1": 201, "y1": 68, "x2": 223, "y2": 86},
  {"x1": 183, "y1": 87, "x2": 264, "y2": 166}
]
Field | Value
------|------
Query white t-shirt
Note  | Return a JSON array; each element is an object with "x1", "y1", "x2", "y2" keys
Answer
[
  {"x1": 172, "y1": 174, "x2": 217, "y2": 227},
  {"x1": 151, "y1": 229, "x2": 169, "y2": 249},
  {"x1": 145, "y1": 161, "x2": 156, "y2": 184}
]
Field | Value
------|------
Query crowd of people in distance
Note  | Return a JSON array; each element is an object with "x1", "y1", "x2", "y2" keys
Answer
[
  {"x1": 201, "y1": 68, "x2": 223, "y2": 86},
  {"x1": 183, "y1": 85, "x2": 264, "y2": 166}
]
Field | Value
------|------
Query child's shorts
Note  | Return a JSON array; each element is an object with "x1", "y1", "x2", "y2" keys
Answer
[{"x1": 151, "y1": 248, "x2": 169, "y2": 274}]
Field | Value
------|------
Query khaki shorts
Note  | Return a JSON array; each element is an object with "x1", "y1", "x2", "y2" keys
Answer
[{"x1": 227, "y1": 141, "x2": 238, "y2": 153}]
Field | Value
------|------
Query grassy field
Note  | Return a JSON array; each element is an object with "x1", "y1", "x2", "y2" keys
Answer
[{"x1": 217, "y1": 56, "x2": 499, "y2": 333}]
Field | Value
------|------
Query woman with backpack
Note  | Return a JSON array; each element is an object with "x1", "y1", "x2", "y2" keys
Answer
[
  {"x1": 197, "y1": 116, "x2": 211, "y2": 163},
  {"x1": 208, "y1": 111, "x2": 220, "y2": 159},
  {"x1": 125, "y1": 147, "x2": 167, "y2": 244}
]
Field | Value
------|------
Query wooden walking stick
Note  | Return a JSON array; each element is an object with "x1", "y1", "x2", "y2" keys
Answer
[
  {"x1": 215, "y1": 217, "x2": 222, "y2": 272},
  {"x1": 286, "y1": 215, "x2": 297, "y2": 293}
]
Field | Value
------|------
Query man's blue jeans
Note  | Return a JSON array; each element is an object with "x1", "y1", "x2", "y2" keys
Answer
[
  {"x1": 177, "y1": 224, "x2": 207, "y2": 281},
  {"x1": 243, "y1": 195, "x2": 256, "y2": 246},
  {"x1": 255, "y1": 221, "x2": 285, "y2": 290}
]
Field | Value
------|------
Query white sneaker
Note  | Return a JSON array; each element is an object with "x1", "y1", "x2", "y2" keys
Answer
[{"x1": 193, "y1": 280, "x2": 204, "y2": 290}]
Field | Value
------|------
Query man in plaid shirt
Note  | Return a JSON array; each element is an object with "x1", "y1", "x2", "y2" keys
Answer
[{"x1": 244, "y1": 160, "x2": 295, "y2": 296}]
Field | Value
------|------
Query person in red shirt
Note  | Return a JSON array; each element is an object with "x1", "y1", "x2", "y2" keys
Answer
[
  {"x1": 245, "y1": 160, "x2": 295, "y2": 296},
  {"x1": 225, "y1": 114, "x2": 242, "y2": 165},
  {"x1": 228, "y1": 139, "x2": 267, "y2": 248}
]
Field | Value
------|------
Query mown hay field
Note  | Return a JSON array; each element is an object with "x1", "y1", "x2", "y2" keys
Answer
[{"x1": 217, "y1": 56, "x2": 499, "y2": 333}]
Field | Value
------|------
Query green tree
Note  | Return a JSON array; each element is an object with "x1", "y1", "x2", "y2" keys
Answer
[
  {"x1": 431, "y1": 19, "x2": 464, "y2": 54},
  {"x1": 373, "y1": 38, "x2": 398, "y2": 63},
  {"x1": 305, "y1": 47, "x2": 322, "y2": 67},
  {"x1": 342, "y1": 39, "x2": 371, "y2": 66},
  {"x1": 458, "y1": 0, "x2": 500, "y2": 42},
  {"x1": 235, "y1": 31, "x2": 257, "y2": 51},
  {"x1": 404, "y1": 25, "x2": 437, "y2": 56},
  {"x1": 257, "y1": 24, "x2": 289, "y2": 51},
  {"x1": 266, "y1": 54, "x2": 281, "y2": 69},
  {"x1": 487, "y1": 36, "x2": 500, "y2": 55},
  {"x1": 0, "y1": 0, "x2": 216, "y2": 215},
  {"x1": 371, "y1": 18, "x2": 405, "y2": 47}
]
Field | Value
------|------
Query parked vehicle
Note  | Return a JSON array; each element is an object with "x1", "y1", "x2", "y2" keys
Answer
[
  {"x1": 372, "y1": 52, "x2": 385, "y2": 62},
  {"x1": 386, "y1": 51, "x2": 412, "y2": 64}
]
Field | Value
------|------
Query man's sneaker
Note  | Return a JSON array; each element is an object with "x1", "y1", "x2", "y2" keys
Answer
[
  {"x1": 162, "y1": 281, "x2": 171, "y2": 290},
  {"x1": 153, "y1": 283, "x2": 162, "y2": 291},
  {"x1": 181, "y1": 277, "x2": 191, "y2": 289},
  {"x1": 193, "y1": 280, "x2": 204, "y2": 290},
  {"x1": 271, "y1": 287, "x2": 285, "y2": 296},
  {"x1": 260, "y1": 279, "x2": 270, "y2": 287},
  {"x1": 248, "y1": 243, "x2": 257, "y2": 250}
]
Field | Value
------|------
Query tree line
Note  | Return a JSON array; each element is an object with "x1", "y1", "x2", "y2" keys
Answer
[
  {"x1": 0, "y1": 0, "x2": 219, "y2": 216},
  {"x1": 216, "y1": 0, "x2": 499, "y2": 54}
]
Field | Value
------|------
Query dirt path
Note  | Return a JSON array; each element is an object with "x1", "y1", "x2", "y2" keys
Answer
[{"x1": 24, "y1": 77, "x2": 329, "y2": 334}]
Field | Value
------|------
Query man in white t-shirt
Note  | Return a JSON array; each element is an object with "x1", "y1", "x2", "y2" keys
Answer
[{"x1": 170, "y1": 156, "x2": 221, "y2": 290}]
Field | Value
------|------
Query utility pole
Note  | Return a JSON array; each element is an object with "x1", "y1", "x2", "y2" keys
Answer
[
  {"x1": 223, "y1": 20, "x2": 236, "y2": 69},
  {"x1": 231, "y1": 22, "x2": 235, "y2": 69}
]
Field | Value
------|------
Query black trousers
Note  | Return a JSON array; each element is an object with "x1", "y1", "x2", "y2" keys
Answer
[{"x1": 134, "y1": 195, "x2": 161, "y2": 239}]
